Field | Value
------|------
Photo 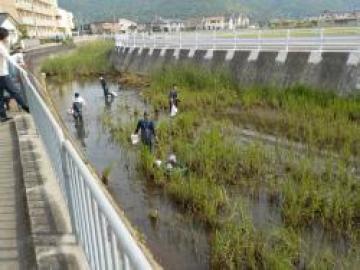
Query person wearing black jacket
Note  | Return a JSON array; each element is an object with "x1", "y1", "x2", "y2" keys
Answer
[{"x1": 134, "y1": 111, "x2": 156, "y2": 152}]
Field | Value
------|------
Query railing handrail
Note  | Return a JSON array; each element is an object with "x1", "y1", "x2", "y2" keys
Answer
[
  {"x1": 18, "y1": 64, "x2": 155, "y2": 269},
  {"x1": 115, "y1": 27, "x2": 360, "y2": 52}
]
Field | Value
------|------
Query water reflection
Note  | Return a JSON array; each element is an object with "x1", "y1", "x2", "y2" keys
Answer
[
  {"x1": 104, "y1": 95, "x2": 115, "y2": 111},
  {"x1": 74, "y1": 120, "x2": 86, "y2": 147}
]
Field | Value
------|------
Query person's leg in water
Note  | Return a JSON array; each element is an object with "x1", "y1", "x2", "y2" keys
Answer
[
  {"x1": 143, "y1": 137, "x2": 154, "y2": 153},
  {"x1": 3, "y1": 76, "x2": 29, "y2": 112}
]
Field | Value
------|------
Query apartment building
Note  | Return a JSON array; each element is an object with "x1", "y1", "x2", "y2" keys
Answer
[
  {"x1": 319, "y1": 10, "x2": 360, "y2": 26},
  {"x1": 0, "y1": 0, "x2": 74, "y2": 38},
  {"x1": 0, "y1": 0, "x2": 17, "y2": 18},
  {"x1": 202, "y1": 13, "x2": 250, "y2": 31},
  {"x1": 90, "y1": 21, "x2": 120, "y2": 35},
  {"x1": 56, "y1": 8, "x2": 74, "y2": 37},
  {"x1": 118, "y1": 18, "x2": 137, "y2": 33},
  {"x1": 0, "y1": 13, "x2": 19, "y2": 44},
  {"x1": 151, "y1": 17, "x2": 184, "y2": 32}
]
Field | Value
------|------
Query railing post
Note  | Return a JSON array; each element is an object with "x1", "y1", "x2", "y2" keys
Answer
[
  {"x1": 257, "y1": 29, "x2": 262, "y2": 51},
  {"x1": 60, "y1": 143, "x2": 78, "y2": 241},
  {"x1": 234, "y1": 30, "x2": 237, "y2": 50},
  {"x1": 319, "y1": 28, "x2": 324, "y2": 52},
  {"x1": 142, "y1": 32, "x2": 145, "y2": 48},
  {"x1": 153, "y1": 33, "x2": 156, "y2": 48},
  {"x1": 179, "y1": 30, "x2": 182, "y2": 49},
  {"x1": 286, "y1": 29, "x2": 290, "y2": 52},
  {"x1": 213, "y1": 30, "x2": 216, "y2": 50},
  {"x1": 195, "y1": 31, "x2": 198, "y2": 50}
]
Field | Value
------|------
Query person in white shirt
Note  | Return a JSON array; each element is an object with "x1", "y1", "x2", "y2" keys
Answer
[
  {"x1": 72, "y1": 92, "x2": 86, "y2": 122},
  {"x1": 0, "y1": 27, "x2": 29, "y2": 122}
]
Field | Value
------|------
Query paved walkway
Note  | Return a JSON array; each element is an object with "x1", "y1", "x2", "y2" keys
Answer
[{"x1": 0, "y1": 119, "x2": 36, "y2": 270}]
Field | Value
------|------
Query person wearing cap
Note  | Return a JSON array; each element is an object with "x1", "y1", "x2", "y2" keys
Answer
[
  {"x1": 0, "y1": 27, "x2": 29, "y2": 122},
  {"x1": 72, "y1": 92, "x2": 86, "y2": 122},
  {"x1": 134, "y1": 111, "x2": 156, "y2": 152}
]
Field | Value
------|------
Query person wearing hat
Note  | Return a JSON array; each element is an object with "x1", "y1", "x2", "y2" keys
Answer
[{"x1": 134, "y1": 111, "x2": 156, "y2": 152}]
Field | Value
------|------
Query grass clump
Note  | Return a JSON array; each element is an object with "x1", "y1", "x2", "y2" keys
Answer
[
  {"x1": 138, "y1": 147, "x2": 227, "y2": 225},
  {"x1": 42, "y1": 41, "x2": 115, "y2": 80},
  {"x1": 212, "y1": 206, "x2": 302, "y2": 270},
  {"x1": 238, "y1": 85, "x2": 360, "y2": 156},
  {"x1": 281, "y1": 158, "x2": 360, "y2": 235}
]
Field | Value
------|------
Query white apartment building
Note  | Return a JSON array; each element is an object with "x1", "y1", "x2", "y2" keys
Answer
[
  {"x1": 151, "y1": 17, "x2": 184, "y2": 32},
  {"x1": 56, "y1": 8, "x2": 74, "y2": 37},
  {"x1": 0, "y1": 0, "x2": 74, "y2": 38},
  {"x1": 202, "y1": 16, "x2": 226, "y2": 30},
  {"x1": 202, "y1": 13, "x2": 250, "y2": 30}
]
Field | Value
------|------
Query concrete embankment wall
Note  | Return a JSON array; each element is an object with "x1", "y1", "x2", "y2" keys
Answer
[{"x1": 111, "y1": 47, "x2": 360, "y2": 94}]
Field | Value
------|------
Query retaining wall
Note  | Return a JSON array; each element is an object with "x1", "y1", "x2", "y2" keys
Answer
[{"x1": 111, "y1": 47, "x2": 360, "y2": 94}]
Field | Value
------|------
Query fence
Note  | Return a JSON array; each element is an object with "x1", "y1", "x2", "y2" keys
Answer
[
  {"x1": 117, "y1": 27, "x2": 360, "y2": 52},
  {"x1": 19, "y1": 70, "x2": 153, "y2": 270}
]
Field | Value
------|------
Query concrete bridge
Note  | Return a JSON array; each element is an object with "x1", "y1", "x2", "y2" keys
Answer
[{"x1": 0, "y1": 46, "x2": 158, "y2": 269}]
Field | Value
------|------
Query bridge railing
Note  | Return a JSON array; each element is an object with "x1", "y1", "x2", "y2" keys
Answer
[
  {"x1": 116, "y1": 27, "x2": 360, "y2": 52},
  {"x1": 19, "y1": 70, "x2": 154, "y2": 270}
]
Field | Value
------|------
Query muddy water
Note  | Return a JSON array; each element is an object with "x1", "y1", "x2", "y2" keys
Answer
[{"x1": 47, "y1": 79, "x2": 210, "y2": 270}]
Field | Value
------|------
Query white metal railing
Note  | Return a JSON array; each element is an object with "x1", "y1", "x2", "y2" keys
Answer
[
  {"x1": 116, "y1": 27, "x2": 360, "y2": 52},
  {"x1": 19, "y1": 70, "x2": 153, "y2": 269}
]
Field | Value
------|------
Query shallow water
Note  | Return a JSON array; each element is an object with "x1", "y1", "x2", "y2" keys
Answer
[
  {"x1": 47, "y1": 79, "x2": 210, "y2": 270},
  {"x1": 47, "y1": 78, "x2": 355, "y2": 269}
]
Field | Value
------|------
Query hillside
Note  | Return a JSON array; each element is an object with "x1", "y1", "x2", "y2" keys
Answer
[{"x1": 58, "y1": 0, "x2": 360, "y2": 23}]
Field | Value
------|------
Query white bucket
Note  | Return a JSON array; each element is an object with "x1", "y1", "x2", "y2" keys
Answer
[
  {"x1": 170, "y1": 104, "x2": 178, "y2": 117},
  {"x1": 131, "y1": 134, "x2": 139, "y2": 145}
]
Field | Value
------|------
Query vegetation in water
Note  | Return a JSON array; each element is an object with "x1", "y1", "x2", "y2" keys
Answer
[
  {"x1": 100, "y1": 63, "x2": 360, "y2": 268},
  {"x1": 41, "y1": 41, "x2": 115, "y2": 81}
]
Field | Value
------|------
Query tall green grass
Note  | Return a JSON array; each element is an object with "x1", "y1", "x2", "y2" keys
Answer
[
  {"x1": 100, "y1": 63, "x2": 360, "y2": 268},
  {"x1": 41, "y1": 41, "x2": 115, "y2": 80},
  {"x1": 239, "y1": 85, "x2": 360, "y2": 156}
]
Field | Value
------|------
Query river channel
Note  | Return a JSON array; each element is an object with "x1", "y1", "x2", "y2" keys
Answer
[{"x1": 47, "y1": 78, "x2": 210, "y2": 270}]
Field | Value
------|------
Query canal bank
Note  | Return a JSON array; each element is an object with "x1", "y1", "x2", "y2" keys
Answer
[{"x1": 37, "y1": 41, "x2": 360, "y2": 269}]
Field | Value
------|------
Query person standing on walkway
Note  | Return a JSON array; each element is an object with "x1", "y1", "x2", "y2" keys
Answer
[
  {"x1": 134, "y1": 111, "x2": 157, "y2": 152},
  {"x1": 0, "y1": 27, "x2": 29, "y2": 122},
  {"x1": 10, "y1": 47, "x2": 27, "y2": 106}
]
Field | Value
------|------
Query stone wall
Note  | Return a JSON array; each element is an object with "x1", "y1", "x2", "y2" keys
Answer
[{"x1": 111, "y1": 47, "x2": 360, "y2": 94}]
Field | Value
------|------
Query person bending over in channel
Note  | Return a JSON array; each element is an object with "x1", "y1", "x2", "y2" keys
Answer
[
  {"x1": 99, "y1": 76, "x2": 110, "y2": 97},
  {"x1": 134, "y1": 111, "x2": 156, "y2": 152},
  {"x1": 72, "y1": 92, "x2": 86, "y2": 122},
  {"x1": 100, "y1": 76, "x2": 118, "y2": 99},
  {"x1": 0, "y1": 27, "x2": 29, "y2": 122}
]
